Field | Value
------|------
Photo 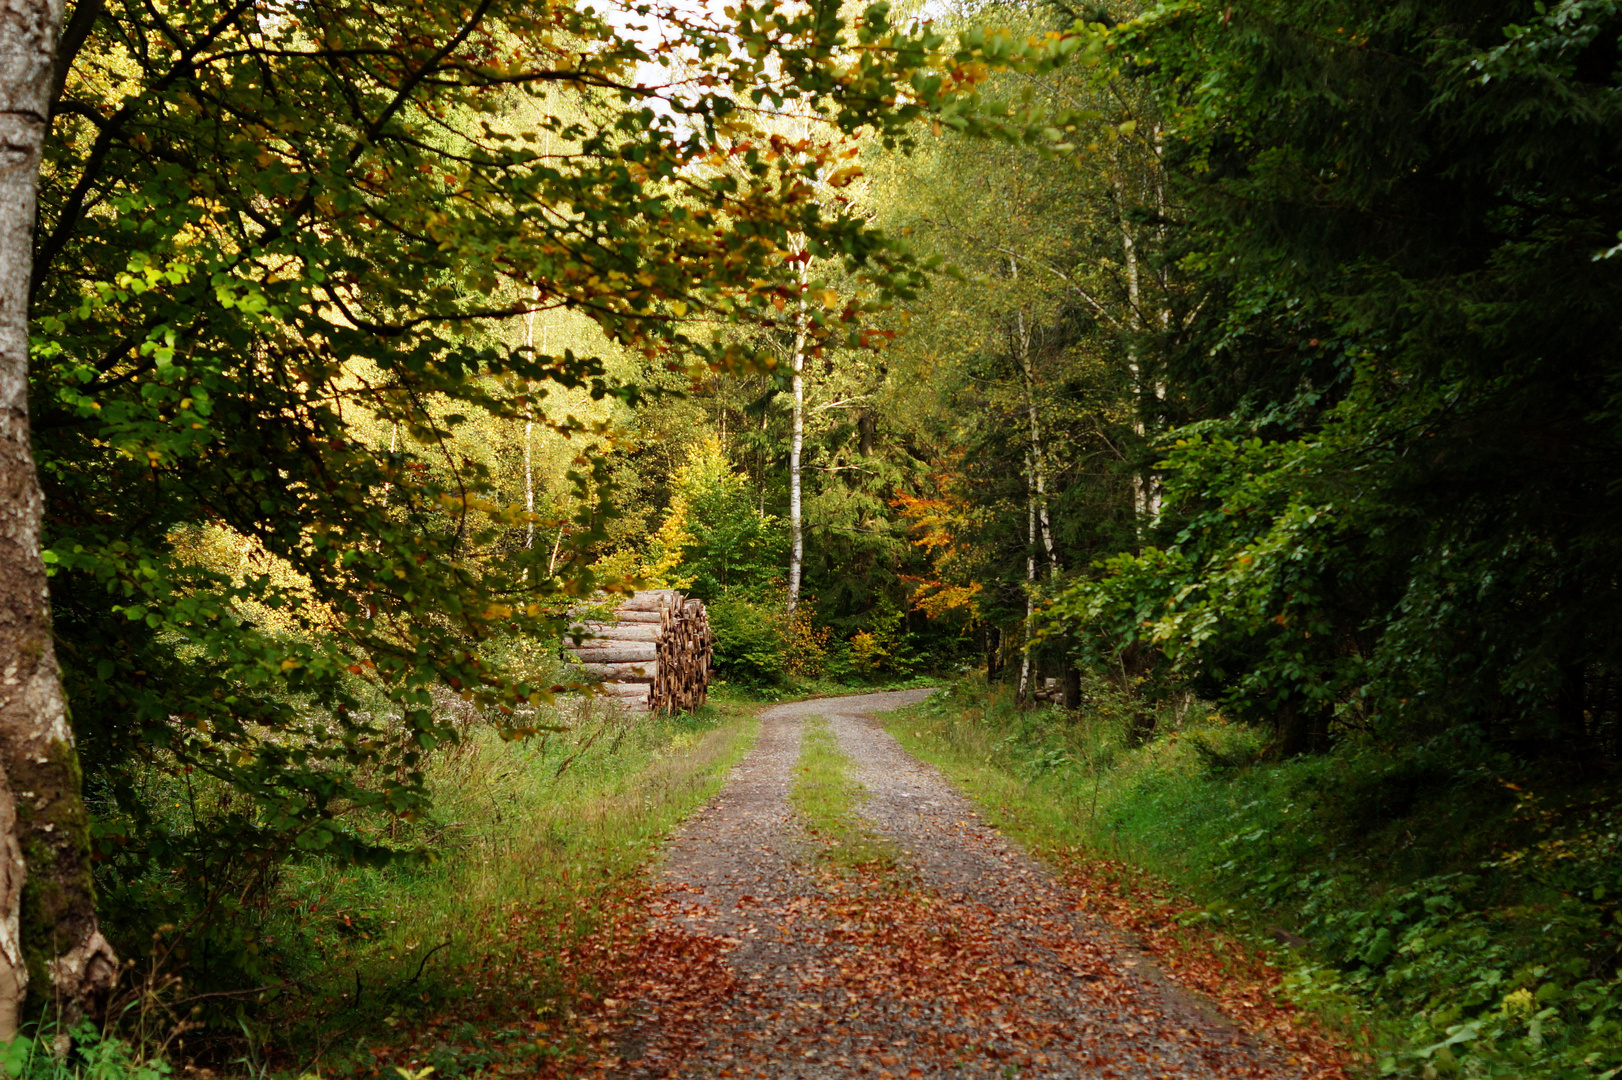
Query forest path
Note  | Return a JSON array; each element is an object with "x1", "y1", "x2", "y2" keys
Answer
[{"x1": 602, "y1": 691, "x2": 1304, "y2": 1079}]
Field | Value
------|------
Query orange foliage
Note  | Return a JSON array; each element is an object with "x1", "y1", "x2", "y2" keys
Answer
[{"x1": 891, "y1": 481, "x2": 985, "y2": 619}]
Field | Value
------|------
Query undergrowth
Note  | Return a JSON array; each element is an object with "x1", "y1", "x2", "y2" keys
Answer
[
  {"x1": 709, "y1": 673, "x2": 941, "y2": 705},
  {"x1": 260, "y1": 697, "x2": 760, "y2": 1075},
  {"x1": 887, "y1": 677, "x2": 1622, "y2": 1080},
  {"x1": 0, "y1": 1025, "x2": 169, "y2": 1080}
]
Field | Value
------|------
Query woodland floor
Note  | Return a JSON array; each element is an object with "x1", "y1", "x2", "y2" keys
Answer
[{"x1": 557, "y1": 690, "x2": 1325, "y2": 1080}]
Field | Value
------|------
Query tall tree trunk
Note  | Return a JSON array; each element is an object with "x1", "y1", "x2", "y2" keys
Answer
[
  {"x1": 527, "y1": 126, "x2": 551, "y2": 554},
  {"x1": 1017, "y1": 451, "x2": 1036, "y2": 703},
  {"x1": 1007, "y1": 259, "x2": 1055, "y2": 707},
  {"x1": 1149, "y1": 125, "x2": 1170, "y2": 501},
  {"x1": 377, "y1": 421, "x2": 398, "y2": 552},
  {"x1": 0, "y1": 0, "x2": 116, "y2": 1039},
  {"x1": 1116, "y1": 166, "x2": 1161, "y2": 533},
  {"x1": 1011, "y1": 294, "x2": 1058, "y2": 581},
  {"x1": 523, "y1": 415, "x2": 534, "y2": 549},
  {"x1": 786, "y1": 251, "x2": 808, "y2": 617},
  {"x1": 522, "y1": 301, "x2": 539, "y2": 551}
]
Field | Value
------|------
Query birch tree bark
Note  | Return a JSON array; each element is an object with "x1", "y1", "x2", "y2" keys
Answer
[
  {"x1": 1016, "y1": 450, "x2": 1037, "y2": 702},
  {"x1": 1117, "y1": 180, "x2": 1153, "y2": 530},
  {"x1": 1007, "y1": 257, "x2": 1057, "y2": 704},
  {"x1": 786, "y1": 246, "x2": 808, "y2": 617},
  {"x1": 523, "y1": 417, "x2": 535, "y2": 549},
  {"x1": 1010, "y1": 289, "x2": 1058, "y2": 579},
  {"x1": 523, "y1": 302, "x2": 539, "y2": 551},
  {"x1": 525, "y1": 123, "x2": 551, "y2": 554},
  {"x1": 1116, "y1": 137, "x2": 1167, "y2": 536},
  {"x1": 0, "y1": 0, "x2": 116, "y2": 1039}
]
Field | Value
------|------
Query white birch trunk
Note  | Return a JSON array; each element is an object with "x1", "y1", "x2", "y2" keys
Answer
[
  {"x1": 1148, "y1": 125, "x2": 1168, "y2": 521},
  {"x1": 524, "y1": 416, "x2": 534, "y2": 549},
  {"x1": 1017, "y1": 451, "x2": 1036, "y2": 702},
  {"x1": 548, "y1": 528, "x2": 564, "y2": 576},
  {"x1": 1117, "y1": 173, "x2": 1155, "y2": 531},
  {"x1": 1010, "y1": 285, "x2": 1059, "y2": 581},
  {"x1": 376, "y1": 422, "x2": 397, "y2": 553},
  {"x1": 786, "y1": 251, "x2": 808, "y2": 617},
  {"x1": 0, "y1": 0, "x2": 116, "y2": 1038},
  {"x1": 523, "y1": 303, "x2": 537, "y2": 550}
]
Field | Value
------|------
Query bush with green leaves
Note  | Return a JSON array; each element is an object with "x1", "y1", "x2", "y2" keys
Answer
[
  {"x1": 707, "y1": 595, "x2": 791, "y2": 688},
  {"x1": 1, "y1": 1025, "x2": 168, "y2": 1080},
  {"x1": 1100, "y1": 729, "x2": 1622, "y2": 1078},
  {"x1": 37, "y1": 0, "x2": 1097, "y2": 1013},
  {"x1": 658, "y1": 441, "x2": 788, "y2": 601},
  {"x1": 1044, "y1": 0, "x2": 1622, "y2": 762},
  {"x1": 907, "y1": 677, "x2": 1622, "y2": 1079}
]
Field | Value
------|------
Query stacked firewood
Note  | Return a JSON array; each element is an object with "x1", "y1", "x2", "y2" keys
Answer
[
  {"x1": 654, "y1": 595, "x2": 713, "y2": 712},
  {"x1": 564, "y1": 589, "x2": 712, "y2": 713}
]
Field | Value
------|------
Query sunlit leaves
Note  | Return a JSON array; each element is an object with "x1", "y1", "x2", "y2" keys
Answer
[{"x1": 35, "y1": 0, "x2": 1106, "y2": 905}]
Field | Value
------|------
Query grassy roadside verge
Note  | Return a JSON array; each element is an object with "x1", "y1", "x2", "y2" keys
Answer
[
  {"x1": 883, "y1": 680, "x2": 1622, "y2": 1080},
  {"x1": 881, "y1": 686, "x2": 1362, "y2": 1078},
  {"x1": 708, "y1": 673, "x2": 942, "y2": 706},
  {"x1": 272, "y1": 698, "x2": 761, "y2": 1077},
  {"x1": 790, "y1": 715, "x2": 896, "y2": 870}
]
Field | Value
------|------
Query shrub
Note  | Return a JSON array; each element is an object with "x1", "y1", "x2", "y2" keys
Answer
[
  {"x1": 906, "y1": 677, "x2": 1622, "y2": 1080},
  {"x1": 783, "y1": 603, "x2": 831, "y2": 679},
  {"x1": 707, "y1": 594, "x2": 789, "y2": 687},
  {"x1": 2, "y1": 1025, "x2": 169, "y2": 1080}
]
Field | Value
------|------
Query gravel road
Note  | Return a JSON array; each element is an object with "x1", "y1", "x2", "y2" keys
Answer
[{"x1": 606, "y1": 691, "x2": 1312, "y2": 1079}]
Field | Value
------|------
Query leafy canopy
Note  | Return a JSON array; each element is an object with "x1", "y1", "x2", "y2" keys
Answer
[
  {"x1": 35, "y1": 0, "x2": 1101, "y2": 971},
  {"x1": 1046, "y1": 0, "x2": 1622, "y2": 753}
]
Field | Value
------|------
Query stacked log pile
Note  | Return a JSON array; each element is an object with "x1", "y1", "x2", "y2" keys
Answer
[{"x1": 564, "y1": 589, "x2": 712, "y2": 713}]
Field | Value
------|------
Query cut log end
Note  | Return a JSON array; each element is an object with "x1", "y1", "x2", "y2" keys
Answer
[{"x1": 563, "y1": 589, "x2": 711, "y2": 715}]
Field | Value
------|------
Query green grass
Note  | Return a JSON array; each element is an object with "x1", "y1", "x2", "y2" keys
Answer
[
  {"x1": 882, "y1": 679, "x2": 1141, "y2": 859},
  {"x1": 708, "y1": 672, "x2": 942, "y2": 706},
  {"x1": 789, "y1": 715, "x2": 896, "y2": 870},
  {"x1": 264, "y1": 697, "x2": 760, "y2": 1073},
  {"x1": 885, "y1": 678, "x2": 1622, "y2": 1080},
  {"x1": 0, "y1": 1024, "x2": 171, "y2": 1080}
]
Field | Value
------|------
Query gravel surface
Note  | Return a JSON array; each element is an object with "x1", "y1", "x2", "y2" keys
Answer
[{"x1": 607, "y1": 691, "x2": 1310, "y2": 1079}]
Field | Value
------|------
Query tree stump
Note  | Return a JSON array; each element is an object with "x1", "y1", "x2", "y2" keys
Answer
[{"x1": 564, "y1": 590, "x2": 712, "y2": 713}]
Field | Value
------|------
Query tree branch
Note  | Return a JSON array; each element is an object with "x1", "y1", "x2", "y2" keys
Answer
[{"x1": 48, "y1": 0, "x2": 105, "y2": 121}]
